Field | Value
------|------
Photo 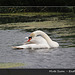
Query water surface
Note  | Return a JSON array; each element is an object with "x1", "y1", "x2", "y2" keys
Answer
[{"x1": 0, "y1": 27, "x2": 75, "y2": 68}]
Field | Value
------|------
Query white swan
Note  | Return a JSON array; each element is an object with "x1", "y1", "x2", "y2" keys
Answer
[{"x1": 12, "y1": 30, "x2": 59, "y2": 49}]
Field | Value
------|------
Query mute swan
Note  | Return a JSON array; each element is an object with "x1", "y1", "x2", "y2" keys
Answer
[{"x1": 12, "y1": 30, "x2": 59, "y2": 49}]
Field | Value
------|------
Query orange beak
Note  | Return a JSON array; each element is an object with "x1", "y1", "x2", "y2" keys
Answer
[{"x1": 27, "y1": 38, "x2": 32, "y2": 42}]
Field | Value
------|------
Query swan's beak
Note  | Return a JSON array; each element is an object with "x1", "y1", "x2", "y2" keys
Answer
[{"x1": 27, "y1": 37, "x2": 32, "y2": 42}]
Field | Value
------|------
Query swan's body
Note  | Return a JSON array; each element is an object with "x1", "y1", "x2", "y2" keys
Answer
[{"x1": 12, "y1": 30, "x2": 59, "y2": 49}]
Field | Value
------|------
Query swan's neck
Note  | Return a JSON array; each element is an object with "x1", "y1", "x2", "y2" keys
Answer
[{"x1": 33, "y1": 31, "x2": 52, "y2": 46}]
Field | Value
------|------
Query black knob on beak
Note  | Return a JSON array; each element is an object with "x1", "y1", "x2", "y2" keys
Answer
[{"x1": 28, "y1": 37, "x2": 32, "y2": 39}]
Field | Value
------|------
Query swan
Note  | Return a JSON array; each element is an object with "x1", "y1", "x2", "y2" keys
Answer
[{"x1": 12, "y1": 30, "x2": 59, "y2": 49}]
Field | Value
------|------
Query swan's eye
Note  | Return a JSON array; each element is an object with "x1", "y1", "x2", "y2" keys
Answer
[{"x1": 27, "y1": 37, "x2": 32, "y2": 42}]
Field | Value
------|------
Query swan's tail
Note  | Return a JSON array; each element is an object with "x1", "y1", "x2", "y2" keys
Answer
[{"x1": 12, "y1": 46, "x2": 24, "y2": 49}]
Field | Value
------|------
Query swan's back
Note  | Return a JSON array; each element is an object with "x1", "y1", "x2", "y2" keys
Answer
[{"x1": 30, "y1": 36, "x2": 48, "y2": 44}]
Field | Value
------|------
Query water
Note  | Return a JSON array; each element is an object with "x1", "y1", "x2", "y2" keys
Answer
[{"x1": 0, "y1": 27, "x2": 75, "y2": 69}]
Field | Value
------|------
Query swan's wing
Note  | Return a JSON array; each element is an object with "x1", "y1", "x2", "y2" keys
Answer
[
  {"x1": 12, "y1": 44, "x2": 50, "y2": 49},
  {"x1": 12, "y1": 36, "x2": 50, "y2": 49}
]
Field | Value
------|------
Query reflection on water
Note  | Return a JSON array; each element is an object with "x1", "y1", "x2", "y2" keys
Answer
[{"x1": 0, "y1": 26, "x2": 75, "y2": 68}]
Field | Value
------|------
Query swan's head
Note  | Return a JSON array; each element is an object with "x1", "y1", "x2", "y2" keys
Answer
[
  {"x1": 27, "y1": 30, "x2": 44, "y2": 42},
  {"x1": 27, "y1": 32, "x2": 36, "y2": 42}
]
